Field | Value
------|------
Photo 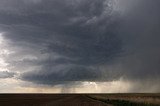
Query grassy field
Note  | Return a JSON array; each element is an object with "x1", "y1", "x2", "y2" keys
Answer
[{"x1": 87, "y1": 94, "x2": 160, "y2": 106}]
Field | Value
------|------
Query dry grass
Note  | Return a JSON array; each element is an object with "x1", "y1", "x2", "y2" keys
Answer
[{"x1": 88, "y1": 94, "x2": 160, "y2": 106}]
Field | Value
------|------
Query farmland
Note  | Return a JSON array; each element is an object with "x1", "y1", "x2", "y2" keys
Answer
[{"x1": 0, "y1": 94, "x2": 159, "y2": 106}]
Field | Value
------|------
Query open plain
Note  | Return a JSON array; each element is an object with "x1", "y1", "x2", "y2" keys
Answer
[{"x1": 0, "y1": 94, "x2": 160, "y2": 106}]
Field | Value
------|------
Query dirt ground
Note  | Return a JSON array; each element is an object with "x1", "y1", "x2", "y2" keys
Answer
[
  {"x1": 1, "y1": 94, "x2": 159, "y2": 106},
  {"x1": 0, "y1": 94, "x2": 110, "y2": 106}
]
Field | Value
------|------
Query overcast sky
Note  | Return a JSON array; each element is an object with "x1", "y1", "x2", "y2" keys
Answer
[{"x1": 0, "y1": 0, "x2": 160, "y2": 93}]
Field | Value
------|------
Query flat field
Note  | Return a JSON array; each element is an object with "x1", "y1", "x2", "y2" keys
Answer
[{"x1": 0, "y1": 94, "x2": 159, "y2": 106}]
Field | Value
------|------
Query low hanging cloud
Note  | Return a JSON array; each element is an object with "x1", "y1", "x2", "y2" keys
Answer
[{"x1": 0, "y1": 0, "x2": 160, "y2": 92}]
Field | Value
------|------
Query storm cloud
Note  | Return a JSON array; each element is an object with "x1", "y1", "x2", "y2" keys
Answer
[
  {"x1": 0, "y1": 0, "x2": 160, "y2": 92},
  {"x1": 0, "y1": 0, "x2": 122, "y2": 83}
]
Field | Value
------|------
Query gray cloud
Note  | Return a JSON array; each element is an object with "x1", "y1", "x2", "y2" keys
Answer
[
  {"x1": 0, "y1": 71, "x2": 15, "y2": 78},
  {"x1": 22, "y1": 65, "x2": 102, "y2": 85},
  {"x1": 115, "y1": 0, "x2": 160, "y2": 80},
  {"x1": 0, "y1": 0, "x2": 123, "y2": 84},
  {"x1": 0, "y1": 0, "x2": 160, "y2": 91}
]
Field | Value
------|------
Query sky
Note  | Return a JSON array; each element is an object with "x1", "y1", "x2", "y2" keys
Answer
[{"x1": 0, "y1": 0, "x2": 160, "y2": 93}]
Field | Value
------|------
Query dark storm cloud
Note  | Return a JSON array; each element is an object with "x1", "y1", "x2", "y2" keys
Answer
[
  {"x1": 0, "y1": 0, "x2": 122, "y2": 85},
  {"x1": 0, "y1": 0, "x2": 160, "y2": 88},
  {"x1": 115, "y1": 0, "x2": 160, "y2": 80},
  {"x1": 22, "y1": 65, "x2": 102, "y2": 85}
]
